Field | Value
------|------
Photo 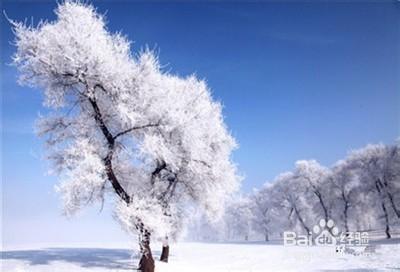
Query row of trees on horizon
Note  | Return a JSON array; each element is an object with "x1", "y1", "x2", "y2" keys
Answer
[{"x1": 190, "y1": 142, "x2": 400, "y2": 242}]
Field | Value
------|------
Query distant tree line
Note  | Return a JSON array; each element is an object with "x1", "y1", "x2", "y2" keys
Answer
[{"x1": 189, "y1": 142, "x2": 400, "y2": 241}]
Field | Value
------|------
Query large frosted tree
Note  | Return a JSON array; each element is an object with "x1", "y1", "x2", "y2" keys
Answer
[{"x1": 10, "y1": 2, "x2": 239, "y2": 271}]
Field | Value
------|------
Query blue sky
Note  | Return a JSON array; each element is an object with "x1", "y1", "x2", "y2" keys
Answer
[{"x1": 1, "y1": 1, "x2": 399, "y2": 246}]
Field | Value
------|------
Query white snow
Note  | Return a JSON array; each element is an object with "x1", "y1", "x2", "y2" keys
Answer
[{"x1": 2, "y1": 240, "x2": 399, "y2": 272}]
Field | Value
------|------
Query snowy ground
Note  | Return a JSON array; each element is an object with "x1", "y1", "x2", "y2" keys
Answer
[{"x1": 1, "y1": 240, "x2": 400, "y2": 272}]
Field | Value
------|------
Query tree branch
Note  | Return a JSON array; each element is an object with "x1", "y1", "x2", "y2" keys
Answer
[
  {"x1": 88, "y1": 97, "x2": 115, "y2": 147},
  {"x1": 114, "y1": 122, "x2": 160, "y2": 140},
  {"x1": 87, "y1": 96, "x2": 131, "y2": 204}
]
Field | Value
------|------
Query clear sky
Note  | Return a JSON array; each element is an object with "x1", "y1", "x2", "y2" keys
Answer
[{"x1": 1, "y1": 1, "x2": 399, "y2": 246}]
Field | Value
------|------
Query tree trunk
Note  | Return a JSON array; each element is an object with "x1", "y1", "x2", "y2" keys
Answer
[
  {"x1": 294, "y1": 205, "x2": 310, "y2": 234},
  {"x1": 383, "y1": 177, "x2": 400, "y2": 219},
  {"x1": 382, "y1": 202, "x2": 391, "y2": 239},
  {"x1": 87, "y1": 92, "x2": 155, "y2": 270},
  {"x1": 265, "y1": 232, "x2": 269, "y2": 242},
  {"x1": 376, "y1": 180, "x2": 391, "y2": 239},
  {"x1": 138, "y1": 229, "x2": 155, "y2": 272},
  {"x1": 160, "y1": 236, "x2": 169, "y2": 263},
  {"x1": 313, "y1": 189, "x2": 329, "y2": 222},
  {"x1": 288, "y1": 208, "x2": 294, "y2": 229},
  {"x1": 343, "y1": 201, "x2": 349, "y2": 234},
  {"x1": 342, "y1": 191, "x2": 350, "y2": 234},
  {"x1": 387, "y1": 190, "x2": 400, "y2": 219}
]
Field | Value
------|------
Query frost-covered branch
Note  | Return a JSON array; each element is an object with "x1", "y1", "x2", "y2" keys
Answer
[{"x1": 113, "y1": 122, "x2": 161, "y2": 140}]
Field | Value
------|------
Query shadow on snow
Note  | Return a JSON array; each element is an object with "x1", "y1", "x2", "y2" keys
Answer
[
  {"x1": 1, "y1": 247, "x2": 162, "y2": 270},
  {"x1": 198, "y1": 239, "x2": 284, "y2": 246}
]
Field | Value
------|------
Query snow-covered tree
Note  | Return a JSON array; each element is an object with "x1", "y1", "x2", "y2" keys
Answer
[
  {"x1": 273, "y1": 172, "x2": 312, "y2": 234},
  {"x1": 380, "y1": 144, "x2": 400, "y2": 219},
  {"x1": 346, "y1": 144, "x2": 399, "y2": 238},
  {"x1": 330, "y1": 159, "x2": 360, "y2": 233},
  {"x1": 251, "y1": 183, "x2": 284, "y2": 241},
  {"x1": 224, "y1": 196, "x2": 253, "y2": 241},
  {"x1": 185, "y1": 212, "x2": 226, "y2": 242},
  {"x1": 294, "y1": 160, "x2": 333, "y2": 225},
  {"x1": 10, "y1": 1, "x2": 239, "y2": 270}
]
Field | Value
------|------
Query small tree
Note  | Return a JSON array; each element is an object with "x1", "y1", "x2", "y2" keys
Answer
[
  {"x1": 251, "y1": 184, "x2": 283, "y2": 241},
  {"x1": 10, "y1": 2, "x2": 239, "y2": 271},
  {"x1": 224, "y1": 196, "x2": 253, "y2": 241}
]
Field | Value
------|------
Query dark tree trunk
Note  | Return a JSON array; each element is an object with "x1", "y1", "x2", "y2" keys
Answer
[
  {"x1": 88, "y1": 96, "x2": 131, "y2": 203},
  {"x1": 138, "y1": 245, "x2": 154, "y2": 272},
  {"x1": 313, "y1": 189, "x2": 329, "y2": 223},
  {"x1": 387, "y1": 189, "x2": 400, "y2": 219},
  {"x1": 160, "y1": 236, "x2": 169, "y2": 263},
  {"x1": 138, "y1": 229, "x2": 155, "y2": 272},
  {"x1": 383, "y1": 164, "x2": 400, "y2": 219},
  {"x1": 265, "y1": 232, "x2": 269, "y2": 242},
  {"x1": 87, "y1": 89, "x2": 155, "y2": 271},
  {"x1": 160, "y1": 246, "x2": 169, "y2": 263},
  {"x1": 375, "y1": 180, "x2": 391, "y2": 239},
  {"x1": 341, "y1": 191, "x2": 350, "y2": 234},
  {"x1": 343, "y1": 202, "x2": 349, "y2": 234},
  {"x1": 382, "y1": 202, "x2": 391, "y2": 239},
  {"x1": 288, "y1": 208, "x2": 294, "y2": 229},
  {"x1": 294, "y1": 205, "x2": 310, "y2": 234}
]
